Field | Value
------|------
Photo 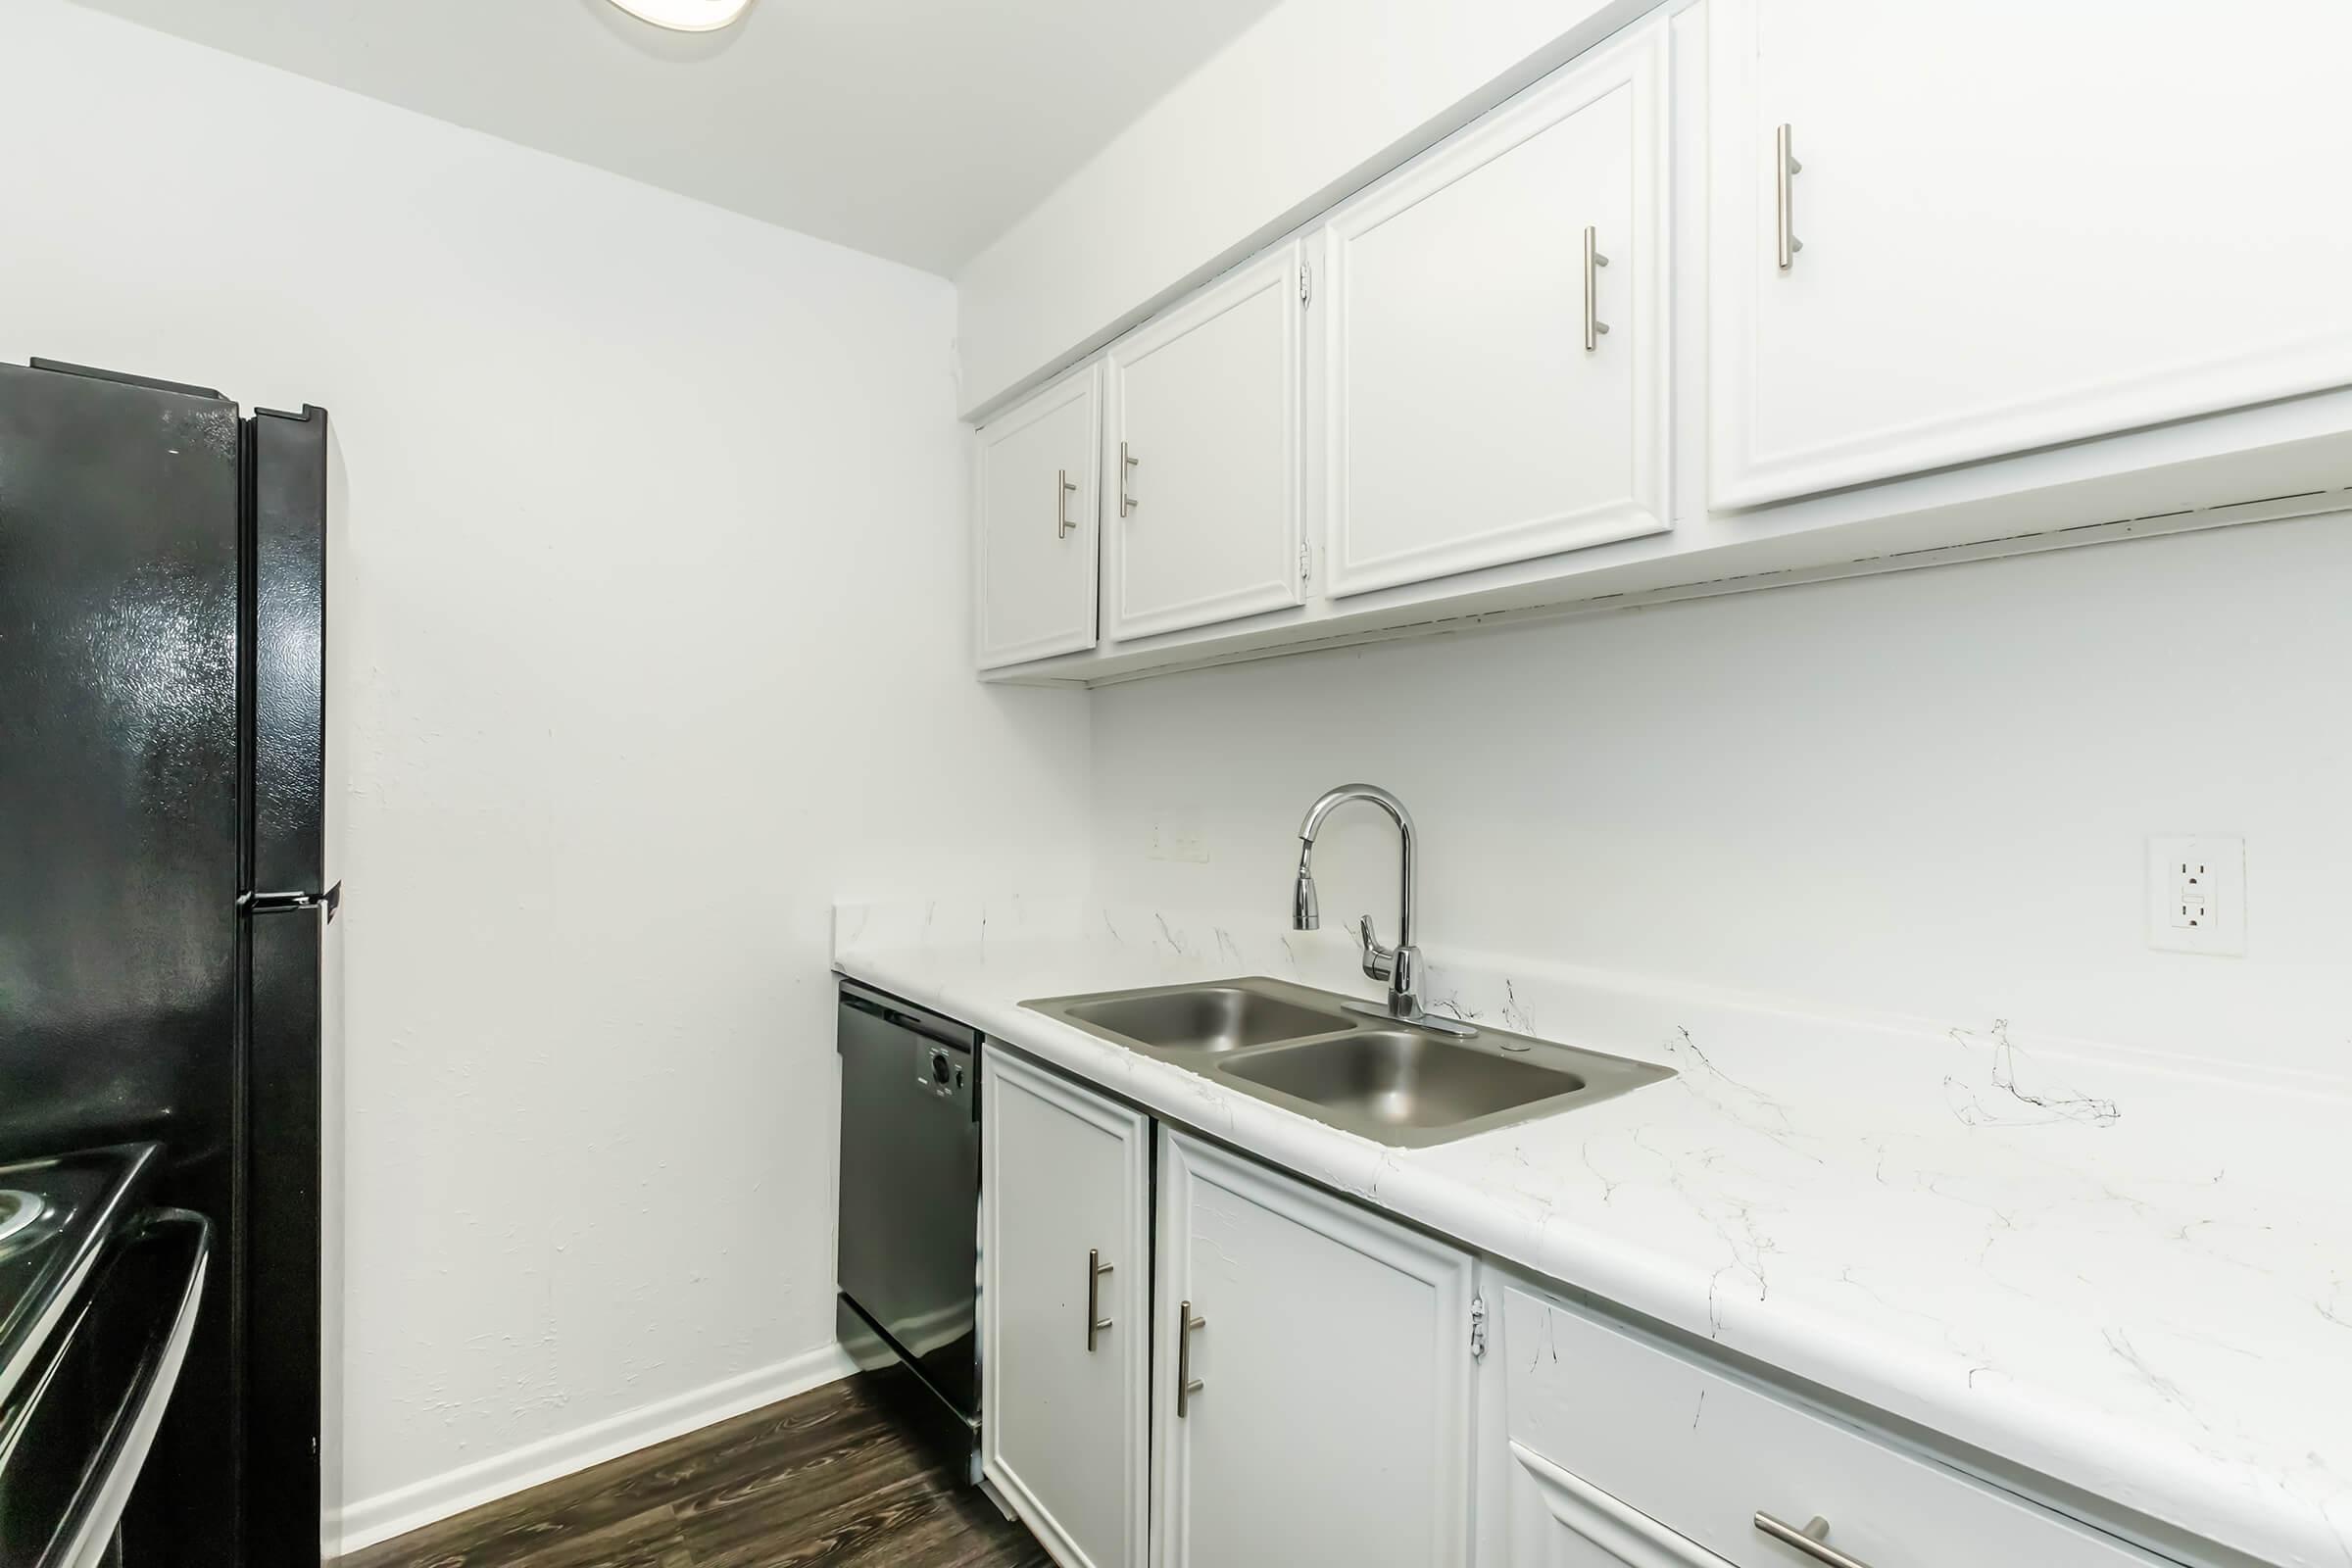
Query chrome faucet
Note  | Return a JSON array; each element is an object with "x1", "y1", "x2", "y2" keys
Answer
[{"x1": 1291, "y1": 784, "x2": 1472, "y2": 1037}]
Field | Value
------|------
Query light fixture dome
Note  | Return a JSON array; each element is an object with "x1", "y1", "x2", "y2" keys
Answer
[{"x1": 605, "y1": 0, "x2": 752, "y2": 32}]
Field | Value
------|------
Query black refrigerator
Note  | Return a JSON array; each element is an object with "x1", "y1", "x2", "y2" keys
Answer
[{"x1": 0, "y1": 357, "x2": 342, "y2": 1564}]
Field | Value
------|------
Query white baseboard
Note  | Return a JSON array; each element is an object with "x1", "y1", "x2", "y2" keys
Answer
[{"x1": 332, "y1": 1342, "x2": 858, "y2": 1555}]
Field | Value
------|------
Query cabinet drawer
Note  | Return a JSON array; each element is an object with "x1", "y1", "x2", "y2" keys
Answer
[{"x1": 1500, "y1": 1286, "x2": 2161, "y2": 1568}]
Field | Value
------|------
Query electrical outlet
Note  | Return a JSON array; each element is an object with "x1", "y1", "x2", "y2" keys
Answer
[{"x1": 2146, "y1": 836, "x2": 2245, "y2": 956}]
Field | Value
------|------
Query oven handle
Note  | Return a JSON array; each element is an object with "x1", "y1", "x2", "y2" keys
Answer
[{"x1": 41, "y1": 1207, "x2": 213, "y2": 1568}]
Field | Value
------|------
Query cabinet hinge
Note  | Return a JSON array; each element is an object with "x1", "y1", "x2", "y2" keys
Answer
[
  {"x1": 1298, "y1": 261, "x2": 1311, "y2": 308},
  {"x1": 1470, "y1": 1296, "x2": 1488, "y2": 1360},
  {"x1": 1298, "y1": 544, "x2": 1311, "y2": 585}
]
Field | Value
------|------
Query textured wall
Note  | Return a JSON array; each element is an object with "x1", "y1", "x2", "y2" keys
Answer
[{"x1": 3, "y1": 0, "x2": 1090, "y2": 1531}]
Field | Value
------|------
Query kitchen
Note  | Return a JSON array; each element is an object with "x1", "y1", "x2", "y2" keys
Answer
[{"x1": 0, "y1": 0, "x2": 2344, "y2": 1566}]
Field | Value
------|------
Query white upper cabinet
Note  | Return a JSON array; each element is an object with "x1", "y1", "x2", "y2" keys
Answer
[
  {"x1": 1323, "y1": 18, "x2": 1670, "y2": 598},
  {"x1": 1151, "y1": 1129, "x2": 1474, "y2": 1568},
  {"x1": 1102, "y1": 243, "x2": 1306, "y2": 641},
  {"x1": 967, "y1": 0, "x2": 2352, "y2": 682},
  {"x1": 974, "y1": 368, "x2": 1101, "y2": 668},
  {"x1": 981, "y1": 1050, "x2": 1151, "y2": 1568},
  {"x1": 1707, "y1": 0, "x2": 2352, "y2": 509}
]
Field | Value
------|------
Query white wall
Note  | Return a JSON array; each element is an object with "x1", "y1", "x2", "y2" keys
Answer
[
  {"x1": 1091, "y1": 516, "x2": 2352, "y2": 1084},
  {"x1": 954, "y1": 0, "x2": 1650, "y2": 415},
  {"x1": 2, "y1": 0, "x2": 1090, "y2": 1541}
]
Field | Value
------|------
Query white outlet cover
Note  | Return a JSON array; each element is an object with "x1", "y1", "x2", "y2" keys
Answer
[{"x1": 2146, "y1": 835, "x2": 2246, "y2": 956}]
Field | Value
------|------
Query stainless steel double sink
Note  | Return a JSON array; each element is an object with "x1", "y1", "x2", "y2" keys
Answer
[{"x1": 1022, "y1": 976, "x2": 1671, "y2": 1148}]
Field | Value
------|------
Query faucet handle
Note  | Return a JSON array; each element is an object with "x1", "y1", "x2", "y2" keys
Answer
[{"x1": 1355, "y1": 914, "x2": 1398, "y2": 981}]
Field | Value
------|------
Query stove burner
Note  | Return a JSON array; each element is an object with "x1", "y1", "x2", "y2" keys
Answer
[{"x1": 0, "y1": 1190, "x2": 47, "y2": 1253}]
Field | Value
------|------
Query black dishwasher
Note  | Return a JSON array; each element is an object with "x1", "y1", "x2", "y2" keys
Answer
[{"x1": 835, "y1": 980, "x2": 981, "y2": 1477}]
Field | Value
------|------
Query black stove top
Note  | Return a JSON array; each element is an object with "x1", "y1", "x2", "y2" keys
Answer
[{"x1": 0, "y1": 1143, "x2": 162, "y2": 1415}]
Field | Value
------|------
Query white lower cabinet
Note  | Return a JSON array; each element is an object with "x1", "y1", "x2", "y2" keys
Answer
[
  {"x1": 1151, "y1": 1128, "x2": 1475, "y2": 1568},
  {"x1": 979, "y1": 1068, "x2": 1474, "y2": 1568},
  {"x1": 1483, "y1": 1276, "x2": 2165, "y2": 1568},
  {"x1": 979, "y1": 1059, "x2": 2172, "y2": 1568},
  {"x1": 981, "y1": 1050, "x2": 1152, "y2": 1568}
]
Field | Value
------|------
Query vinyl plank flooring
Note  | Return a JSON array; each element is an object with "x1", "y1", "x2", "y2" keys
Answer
[
  {"x1": 684, "y1": 1468, "x2": 949, "y2": 1568},
  {"x1": 340, "y1": 1376, "x2": 1045, "y2": 1568},
  {"x1": 341, "y1": 1499, "x2": 694, "y2": 1568}
]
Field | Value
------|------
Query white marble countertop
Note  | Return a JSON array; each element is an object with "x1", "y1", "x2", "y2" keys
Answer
[{"x1": 833, "y1": 897, "x2": 2351, "y2": 1568}]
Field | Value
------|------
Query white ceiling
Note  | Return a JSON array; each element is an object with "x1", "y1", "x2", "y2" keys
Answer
[{"x1": 64, "y1": 0, "x2": 1284, "y2": 275}]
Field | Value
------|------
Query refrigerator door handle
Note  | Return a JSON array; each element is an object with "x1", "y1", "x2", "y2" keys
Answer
[{"x1": 242, "y1": 882, "x2": 340, "y2": 918}]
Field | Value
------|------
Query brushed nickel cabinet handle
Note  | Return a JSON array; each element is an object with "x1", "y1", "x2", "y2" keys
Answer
[
  {"x1": 1755, "y1": 1512, "x2": 1872, "y2": 1568},
  {"x1": 1776, "y1": 122, "x2": 1805, "y2": 270},
  {"x1": 1085, "y1": 1249, "x2": 1113, "y2": 1350},
  {"x1": 1054, "y1": 467, "x2": 1078, "y2": 538},
  {"x1": 1175, "y1": 1300, "x2": 1204, "y2": 1416},
  {"x1": 1583, "y1": 224, "x2": 1611, "y2": 351},
  {"x1": 1118, "y1": 441, "x2": 1139, "y2": 518}
]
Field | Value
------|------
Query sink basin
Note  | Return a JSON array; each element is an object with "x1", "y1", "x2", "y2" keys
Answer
[
  {"x1": 1058, "y1": 984, "x2": 1348, "y2": 1054},
  {"x1": 1024, "y1": 977, "x2": 1673, "y2": 1147},
  {"x1": 1220, "y1": 1030, "x2": 1587, "y2": 1133}
]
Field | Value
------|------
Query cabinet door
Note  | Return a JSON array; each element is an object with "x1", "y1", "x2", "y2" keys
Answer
[
  {"x1": 1709, "y1": 0, "x2": 2352, "y2": 509},
  {"x1": 1324, "y1": 20, "x2": 1668, "y2": 598},
  {"x1": 1102, "y1": 244, "x2": 1305, "y2": 641},
  {"x1": 982, "y1": 1049, "x2": 1151, "y2": 1568},
  {"x1": 975, "y1": 368, "x2": 1100, "y2": 668},
  {"x1": 1151, "y1": 1130, "x2": 1473, "y2": 1568}
]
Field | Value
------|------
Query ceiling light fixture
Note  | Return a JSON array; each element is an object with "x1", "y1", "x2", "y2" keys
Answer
[{"x1": 604, "y1": 0, "x2": 752, "y2": 32}]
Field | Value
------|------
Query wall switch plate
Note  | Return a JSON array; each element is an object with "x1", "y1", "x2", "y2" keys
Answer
[
  {"x1": 2146, "y1": 835, "x2": 2245, "y2": 956},
  {"x1": 1146, "y1": 809, "x2": 1208, "y2": 864}
]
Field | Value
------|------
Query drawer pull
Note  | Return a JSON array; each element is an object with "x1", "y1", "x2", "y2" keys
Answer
[
  {"x1": 1175, "y1": 1301, "x2": 1205, "y2": 1417},
  {"x1": 1755, "y1": 1512, "x2": 1871, "y2": 1568},
  {"x1": 1085, "y1": 1249, "x2": 1113, "y2": 1350},
  {"x1": 1118, "y1": 441, "x2": 1139, "y2": 517},
  {"x1": 1054, "y1": 467, "x2": 1078, "y2": 538}
]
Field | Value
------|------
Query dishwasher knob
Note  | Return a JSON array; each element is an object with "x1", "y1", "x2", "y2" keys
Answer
[{"x1": 929, "y1": 1049, "x2": 952, "y2": 1086}]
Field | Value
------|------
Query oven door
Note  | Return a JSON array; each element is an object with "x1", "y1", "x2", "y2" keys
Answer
[{"x1": 0, "y1": 1209, "x2": 211, "y2": 1568}]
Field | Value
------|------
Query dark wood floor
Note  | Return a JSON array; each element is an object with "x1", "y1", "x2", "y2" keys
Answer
[{"x1": 339, "y1": 1374, "x2": 1050, "y2": 1568}]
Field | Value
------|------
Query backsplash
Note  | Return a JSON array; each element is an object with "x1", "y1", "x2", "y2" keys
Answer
[{"x1": 1087, "y1": 514, "x2": 2352, "y2": 1085}]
